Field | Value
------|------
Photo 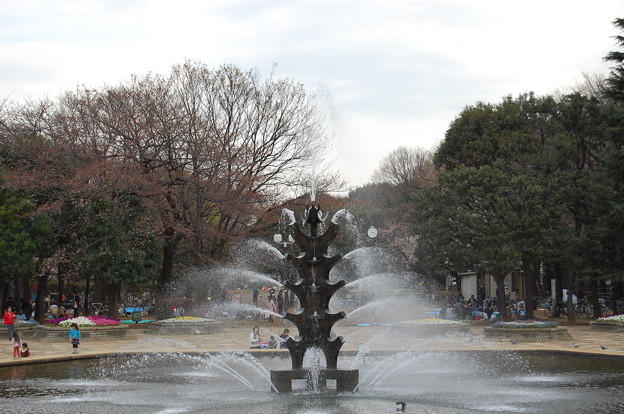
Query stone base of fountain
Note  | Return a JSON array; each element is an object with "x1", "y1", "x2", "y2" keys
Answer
[{"x1": 270, "y1": 369, "x2": 359, "y2": 393}]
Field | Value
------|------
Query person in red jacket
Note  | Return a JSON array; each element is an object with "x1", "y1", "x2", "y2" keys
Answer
[{"x1": 3, "y1": 306, "x2": 16, "y2": 341}]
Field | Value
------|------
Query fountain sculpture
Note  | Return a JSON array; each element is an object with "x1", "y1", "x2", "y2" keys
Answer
[{"x1": 270, "y1": 201, "x2": 359, "y2": 393}]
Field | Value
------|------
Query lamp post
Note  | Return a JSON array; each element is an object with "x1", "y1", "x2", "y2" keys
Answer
[
  {"x1": 273, "y1": 232, "x2": 295, "y2": 283},
  {"x1": 367, "y1": 226, "x2": 378, "y2": 239},
  {"x1": 273, "y1": 233, "x2": 295, "y2": 249}
]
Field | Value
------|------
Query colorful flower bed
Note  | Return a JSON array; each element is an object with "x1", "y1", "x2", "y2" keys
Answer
[
  {"x1": 157, "y1": 316, "x2": 214, "y2": 323},
  {"x1": 46, "y1": 315, "x2": 121, "y2": 327},
  {"x1": 491, "y1": 320, "x2": 558, "y2": 329}
]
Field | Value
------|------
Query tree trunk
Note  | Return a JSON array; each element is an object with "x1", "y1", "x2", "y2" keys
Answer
[
  {"x1": 106, "y1": 283, "x2": 121, "y2": 318},
  {"x1": 565, "y1": 265, "x2": 576, "y2": 323},
  {"x1": 35, "y1": 274, "x2": 48, "y2": 323},
  {"x1": 492, "y1": 272, "x2": 509, "y2": 321},
  {"x1": 590, "y1": 277, "x2": 602, "y2": 318},
  {"x1": 93, "y1": 276, "x2": 106, "y2": 303},
  {"x1": 159, "y1": 228, "x2": 182, "y2": 291},
  {"x1": 614, "y1": 283, "x2": 624, "y2": 313},
  {"x1": 554, "y1": 262, "x2": 563, "y2": 318},
  {"x1": 522, "y1": 256, "x2": 535, "y2": 320},
  {"x1": 0, "y1": 282, "x2": 6, "y2": 311},
  {"x1": 84, "y1": 277, "x2": 91, "y2": 316}
]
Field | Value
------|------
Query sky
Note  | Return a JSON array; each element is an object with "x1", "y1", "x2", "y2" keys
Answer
[{"x1": 1, "y1": 0, "x2": 622, "y2": 189}]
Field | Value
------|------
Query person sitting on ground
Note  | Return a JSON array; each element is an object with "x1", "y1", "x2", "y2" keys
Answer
[
  {"x1": 278, "y1": 328, "x2": 291, "y2": 349},
  {"x1": 49, "y1": 302, "x2": 59, "y2": 317},
  {"x1": 21, "y1": 342, "x2": 30, "y2": 357},
  {"x1": 249, "y1": 326, "x2": 263, "y2": 349},
  {"x1": 268, "y1": 335, "x2": 278, "y2": 349}
]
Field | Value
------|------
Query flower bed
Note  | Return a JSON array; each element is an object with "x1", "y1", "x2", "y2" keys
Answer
[
  {"x1": 491, "y1": 320, "x2": 559, "y2": 329},
  {"x1": 31, "y1": 315, "x2": 130, "y2": 342},
  {"x1": 35, "y1": 325, "x2": 132, "y2": 342},
  {"x1": 390, "y1": 318, "x2": 471, "y2": 337},
  {"x1": 589, "y1": 315, "x2": 624, "y2": 331},
  {"x1": 484, "y1": 320, "x2": 570, "y2": 342},
  {"x1": 146, "y1": 316, "x2": 223, "y2": 335},
  {"x1": 46, "y1": 315, "x2": 121, "y2": 327}
]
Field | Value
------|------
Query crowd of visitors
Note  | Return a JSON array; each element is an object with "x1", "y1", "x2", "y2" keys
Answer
[{"x1": 438, "y1": 289, "x2": 526, "y2": 321}]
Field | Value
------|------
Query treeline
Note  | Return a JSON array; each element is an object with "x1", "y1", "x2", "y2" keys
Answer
[
  {"x1": 353, "y1": 19, "x2": 624, "y2": 321},
  {"x1": 0, "y1": 62, "x2": 329, "y2": 319}
]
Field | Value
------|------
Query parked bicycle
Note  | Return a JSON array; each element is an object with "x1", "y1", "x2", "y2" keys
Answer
[{"x1": 544, "y1": 301, "x2": 567, "y2": 318}]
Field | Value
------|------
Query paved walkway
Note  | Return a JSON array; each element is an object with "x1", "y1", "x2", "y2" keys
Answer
[{"x1": 1, "y1": 320, "x2": 623, "y2": 367}]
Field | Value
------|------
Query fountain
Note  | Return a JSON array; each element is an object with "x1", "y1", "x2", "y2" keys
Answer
[
  {"x1": 3, "y1": 193, "x2": 624, "y2": 413},
  {"x1": 270, "y1": 200, "x2": 359, "y2": 392}
]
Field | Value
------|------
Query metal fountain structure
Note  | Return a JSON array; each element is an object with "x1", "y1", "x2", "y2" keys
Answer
[{"x1": 270, "y1": 200, "x2": 359, "y2": 393}]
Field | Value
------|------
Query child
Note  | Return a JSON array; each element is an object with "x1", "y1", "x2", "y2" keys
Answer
[
  {"x1": 21, "y1": 342, "x2": 30, "y2": 357},
  {"x1": 11, "y1": 331, "x2": 21, "y2": 359},
  {"x1": 69, "y1": 323, "x2": 81, "y2": 354},
  {"x1": 268, "y1": 335, "x2": 277, "y2": 349},
  {"x1": 279, "y1": 328, "x2": 291, "y2": 349}
]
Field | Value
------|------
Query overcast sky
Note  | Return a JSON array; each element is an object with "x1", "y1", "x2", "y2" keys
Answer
[{"x1": 1, "y1": 0, "x2": 622, "y2": 189}]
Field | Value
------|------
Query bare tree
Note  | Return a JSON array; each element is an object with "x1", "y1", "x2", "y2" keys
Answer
[
  {"x1": 2, "y1": 62, "x2": 331, "y2": 289},
  {"x1": 371, "y1": 146, "x2": 437, "y2": 188}
]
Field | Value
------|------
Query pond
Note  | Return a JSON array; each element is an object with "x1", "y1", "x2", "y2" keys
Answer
[{"x1": 0, "y1": 351, "x2": 622, "y2": 413}]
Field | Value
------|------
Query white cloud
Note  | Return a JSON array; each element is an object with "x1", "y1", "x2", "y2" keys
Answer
[{"x1": 1, "y1": 0, "x2": 622, "y2": 187}]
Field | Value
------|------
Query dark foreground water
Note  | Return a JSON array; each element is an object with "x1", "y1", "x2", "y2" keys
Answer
[{"x1": 0, "y1": 351, "x2": 622, "y2": 414}]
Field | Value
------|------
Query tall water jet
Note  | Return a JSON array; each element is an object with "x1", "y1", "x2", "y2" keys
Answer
[{"x1": 270, "y1": 199, "x2": 358, "y2": 393}]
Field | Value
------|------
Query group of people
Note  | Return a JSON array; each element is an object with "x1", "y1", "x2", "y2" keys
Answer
[
  {"x1": 249, "y1": 326, "x2": 291, "y2": 349},
  {"x1": 253, "y1": 287, "x2": 289, "y2": 323},
  {"x1": 3, "y1": 291, "x2": 82, "y2": 321},
  {"x1": 4, "y1": 302, "x2": 82, "y2": 358},
  {"x1": 438, "y1": 289, "x2": 528, "y2": 321}
]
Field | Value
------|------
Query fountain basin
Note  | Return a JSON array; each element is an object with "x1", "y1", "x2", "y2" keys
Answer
[{"x1": 2, "y1": 351, "x2": 624, "y2": 413}]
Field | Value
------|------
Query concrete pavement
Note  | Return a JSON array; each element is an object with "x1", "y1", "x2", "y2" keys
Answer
[{"x1": 1, "y1": 320, "x2": 623, "y2": 367}]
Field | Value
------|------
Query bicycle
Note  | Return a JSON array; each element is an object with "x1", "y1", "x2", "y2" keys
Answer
[{"x1": 544, "y1": 301, "x2": 567, "y2": 319}]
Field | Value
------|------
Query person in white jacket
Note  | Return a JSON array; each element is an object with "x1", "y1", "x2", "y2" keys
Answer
[{"x1": 249, "y1": 325, "x2": 263, "y2": 349}]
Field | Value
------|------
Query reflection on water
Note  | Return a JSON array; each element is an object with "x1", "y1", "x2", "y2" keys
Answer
[{"x1": 0, "y1": 352, "x2": 623, "y2": 414}]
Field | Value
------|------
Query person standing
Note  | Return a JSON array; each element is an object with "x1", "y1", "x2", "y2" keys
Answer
[
  {"x1": 265, "y1": 296, "x2": 276, "y2": 323},
  {"x1": 4, "y1": 306, "x2": 17, "y2": 341},
  {"x1": 69, "y1": 323, "x2": 81, "y2": 354},
  {"x1": 71, "y1": 291, "x2": 81, "y2": 317},
  {"x1": 252, "y1": 288, "x2": 259, "y2": 307},
  {"x1": 11, "y1": 331, "x2": 21, "y2": 359},
  {"x1": 277, "y1": 290, "x2": 284, "y2": 315}
]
